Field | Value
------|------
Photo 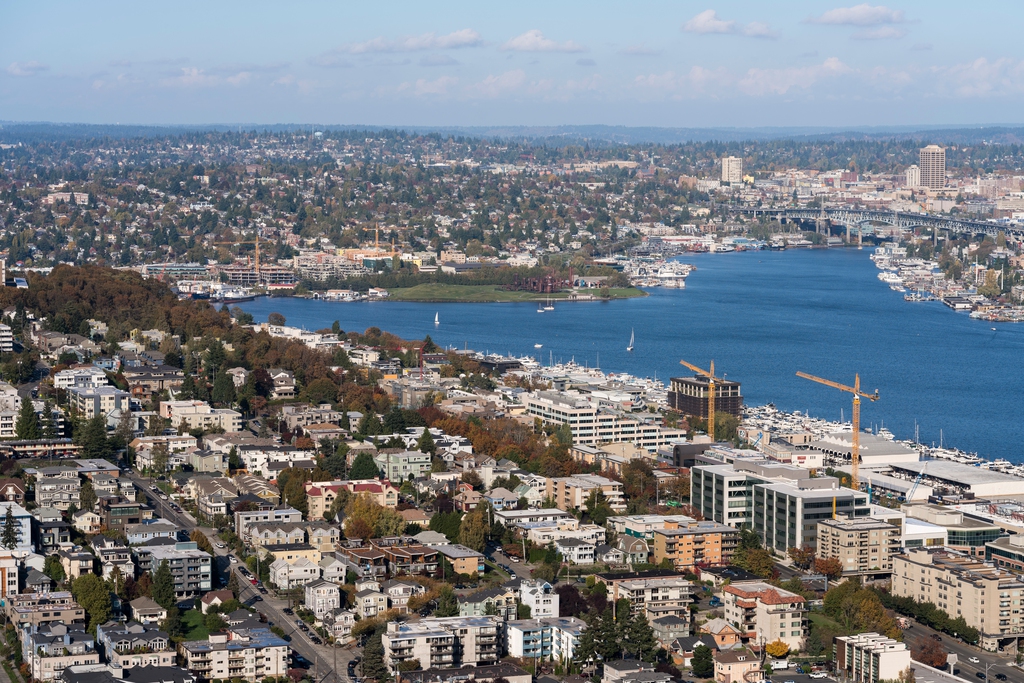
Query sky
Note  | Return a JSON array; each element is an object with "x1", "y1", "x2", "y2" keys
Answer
[{"x1": 2, "y1": 1, "x2": 1023, "y2": 128}]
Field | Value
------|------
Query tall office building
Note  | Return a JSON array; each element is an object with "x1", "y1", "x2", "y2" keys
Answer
[
  {"x1": 721, "y1": 156, "x2": 743, "y2": 184},
  {"x1": 905, "y1": 164, "x2": 920, "y2": 188},
  {"x1": 918, "y1": 145, "x2": 946, "y2": 189}
]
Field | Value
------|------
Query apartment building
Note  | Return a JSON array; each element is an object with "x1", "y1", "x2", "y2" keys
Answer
[
  {"x1": 305, "y1": 480, "x2": 399, "y2": 519},
  {"x1": 25, "y1": 624, "x2": 100, "y2": 681},
  {"x1": 722, "y1": 581, "x2": 807, "y2": 650},
  {"x1": 54, "y1": 368, "x2": 109, "y2": 390},
  {"x1": 375, "y1": 450, "x2": 432, "y2": 481},
  {"x1": 159, "y1": 400, "x2": 242, "y2": 432},
  {"x1": 691, "y1": 460, "x2": 870, "y2": 552},
  {"x1": 0, "y1": 502, "x2": 33, "y2": 551},
  {"x1": 304, "y1": 579, "x2": 341, "y2": 621},
  {"x1": 505, "y1": 617, "x2": 586, "y2": 661},
  {"x1": 524, "y1": 391, "x2": 687, "y2": 451},
  {"x1": 234, "y1": 506, "x2": 304, "y2": 542},
  {"x1": 180, "y1": 628, "x2": 290, "y2": 682},
  {"x1": 382, "y1": 616, "x2": 502, "y2": 672},
  {"x1": 607, "y1": 514, "x2": 708, "y2": 541},
  {"x1": 132, "y1": 541, "x2": 212, "y2": 598},
  {"x1": 599, "y1": 574, "x2": 694, "y2": 620},
  {"x1": 69, "y1": 386, "x2": 130, "y2": 419},
  {"x1": 436, "y1": 544, "x2": 485, "y2": 577},
  {"x1": 520, "y1": 580, "x2": 560, "y2": 619},
  {"x1": 892, "y1": 548, "x2": 1024, "y2": 651},
  {"x1": 6, "y1": 592, "x2": 85, "y2": 630},
  {"x1": 546, "y1": 474, "x2": 626, "y2": 513},
  {"x1": 95, "y1": 621, "x2": 175, "y2": 669},
  {"x1": 651, "y1": 519, "x2": 738, "y2": 571},
  {"x1": 37, "y1": 477, "x2": 82, "y2": 510},
  {"x1": 902, "y1": 503, "x2": 1002, "y2": 558},
  {"x1": 834, "y1": 633, "x2": 911, "y2": 683},
  {"x1": 525, "y1": 518, "x2": 606, "y2": 546},
  {"x1": 816, "y1": 517, "x2": 901, "y2": 577}
]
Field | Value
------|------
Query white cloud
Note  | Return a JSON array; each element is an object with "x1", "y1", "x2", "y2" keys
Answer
[
  {"x1": 471, "y1": 69, "x2": 527, "y2": 96},
  {"x1": 347, "y1": 29, "x2": 482, "y2": 54},
  {"x1": 738, "y1": 57, "x2": 851, "y2": 95},
  {"x1": 743, "y1": 22, "x2": 777, "y2": 39},
  {"x1": 633, "y1": 66, "x2": 730, "y2": 95},
  {"x1": 852, "y1": 26, "x2": 907, "y2": 40},
  {"x1": 683, "y1": 10, "x2": 735, "y2": 34},
  {"x1": 500, "y1": 30, "x2": 585, "y2": 53},
  {"x1": 810, "y1": 4, "x2": 905, "y2": 26},
  {"x1": 943, "y1": 57, "x2": 1024, "y2": 98},
  {"x1": 161, "y1": 67, "x2": 219, "y2": 88},
  {"x1": 419, "y1": 54, "x2": 459, "y2": 67},
  {"x1": 6, "y1": 61, "x2": 48, "y2": 77},
  {"x1": 406, "y1": 76, "x2": 458, "y2": 96}
]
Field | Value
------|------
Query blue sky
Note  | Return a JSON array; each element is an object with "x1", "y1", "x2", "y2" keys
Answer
[{"x1": 2, "y1": 1, "x2": 1021, "y2": 127}]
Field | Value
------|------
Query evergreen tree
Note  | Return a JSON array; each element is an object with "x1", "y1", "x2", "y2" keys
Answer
[
  {"x1": 15, "y1": 398, "x2": 40, "y2": 440},
  {"x1": 179, "y1": 373, "x2": 197, "y2": 400},
  {"x1": 361, "y1": 627, "x2": 389, "y2": 682},
  {"x1": 1, "y1": 506, "x2": 18, "y2": 549},
  {"x1": 113, "y1": 408, "x2": 134, "y2": 448},
  {"x1": 81, "y1": 415, "x2": 111, "y2": 460},
  {"x1": 356, "y1": 412, "x2": 383, "y2": 436},
  {"x1": 340, "y1": 411, "x2": 351, "y2": 431},
  {"x1": 434, "y1": 584, "x2": 459, "y2": 617},
  {"x1": 416, "y1": 428, "x2": 436, "y2": 455},
  {"x1": 41, "y1": 401, "x2": 58, "y2": 439},
  {"x1": 626, "y1": 611, "x2": 658, "y2": 662},
  {"x1": 71, "y1": 573, "x2": 112, "y2": 634},
  {"x1": 228, "y1": 446, "x2": 241, "y2": 471},
  {"x1": 152, "y1": 560, "x2": 176, "y2": 608},
  {"x1": 691, "y1": 645, "x2": 714, "y2": 678},
  {"x1": 80, "y1": 480, "x2": 97, "y2": 511},
  {"x1": 349, "y1": 451, "x2": 380, "y2": 480},
  {"x1": 212, "y1": 370, "x2": 235, "y2": 406}
]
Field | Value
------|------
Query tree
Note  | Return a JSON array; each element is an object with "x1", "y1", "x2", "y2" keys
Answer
[
  {"x1": 361, "y1": 627, "x2": 389, "y2": 682},
  {"x1": 555, "y1": 583, "x2": 589, "y2": 617},
  {"x1": 44, "y1": 554, "x2": 65, "y2": 584},
  {"x1": 1, "y1": 505, "x2": 18, "y2": 550},
  {"x1": 152, "y1": 560, "x2": 176, "y2": 609},
  {"x1": 625, "y1": 611, "x2": 658, "y2": 662},
  {"x1": 162, "y1": 605, "x2": 185, "y2": 640},
  {"x1": 344, "y1": 494, "x2": 405, "y2": 539},
  {"x1": 897, "y1": 666, "x2": 916, "y2": 683},
  {"x1": 72, "y1": 573, "x2": 112, "y2": 633},
  {"x1": 739, "y1": 548, "x2": 777, "y2": 579},
  {"x1": 151, "y1": 442, "x2": 169, "y2": 474},
  {"x1": 80, "y1": 415, "x2": 111, "y2": 460},
  {"x1": 815, "y1": 556, "x2": 844, "y2": 581},
  {"x1": 15, "y1": 398, "x2": 40, "y2": 440},
  {"x1": 212, "y1": 370, "x2": 236, "y2": 406},
  {"x1": 80, "y1": 480, "x2": 97, "y2": 511},
  {"x1": 190, "y1": 529, "x2": 214, "y2": 554},
  {"x1": 434, "y1": 584, "x2": 459, "y2": 617},
  {"x1": 267, "y1": 312, "x2": 286, "y2": 326},
  {"x1": 692, "y1": 644, "x2": 714, "y2": 678},
  {"x1": 42, "y1": 401, "x2": 59, "y2": 439},
  {"x1": 429, "y1": 511, "x2": 463, "y2": 543},
  {"x1": 349, "y1": 452, "x2": 380, "y2": 480},
  {"x1": 416, "y1": 429, "x2": 436, "y2": 455},
  {"x1": 787, "y1": 546, "x2": 816, "y2": 570},
  {"x1": 228, "y1": 446, "x2": 241, "y2": 471},
  {"x1": 458, "y1": 508, "x2": 488, "y2": 552},
  {"x1": 765, "y1": 639, "x2": 790, "y2": 659},
  {"x1": 911, "y1": 638, "x2": 947, "y2": 669}
]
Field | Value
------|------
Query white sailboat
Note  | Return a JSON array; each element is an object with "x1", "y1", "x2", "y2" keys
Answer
[
  {"x1": 626, "y1": 328, "x2": 634, "y2": 352},
  {"x1": 434, "y1": 312, "x2": 439, "y2": 325},
  {"x1": 534, "y1": 343, "x2": 543, "y2": 348},
  {"x1": 543, "y1": 297, "x2": 554, "y2": 311}
]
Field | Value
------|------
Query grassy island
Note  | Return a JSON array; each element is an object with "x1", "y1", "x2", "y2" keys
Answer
[{"x1": 385, "y1": 283, "x2": 648, "y2": 303}]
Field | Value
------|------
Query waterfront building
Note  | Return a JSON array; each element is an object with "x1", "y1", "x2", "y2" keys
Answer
[
  {"x1": 892, "y1": 548, "x2": 1024, "y2": 651},
  {"x1": 666, "y1": 375, "x2": 742, "y2": 419},
  {"x1": 902, "y1": 503, "x2": 1002, "y2": 558},
  {"x1": 816, "y1": 517, "x2": 901, "y2": 577},
  {"x1": 890, "y1": 460, "x2": 1024, "y2": 498},
  {"x1": 834, "y1": 633, "x2": 911, "y2": 683},
  {"x1": 919, "y1": 145, "x2": 946, "y2": 189}
]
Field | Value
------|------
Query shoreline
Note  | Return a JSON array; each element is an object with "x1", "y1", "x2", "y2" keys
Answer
[{"x1": 282, "y1": 284, "x2": 650, "y2": 304}]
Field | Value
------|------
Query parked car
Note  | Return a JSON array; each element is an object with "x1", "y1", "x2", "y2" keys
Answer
[
  {"x1": 215, "y1": 543, "x2": 226, "y2": 549},
  {"x1": 808, "y1": 673, "x2": 827, "y2": 680},
  {"x1": 283, "y1": 608, "x2": 294, "y2": 615}
]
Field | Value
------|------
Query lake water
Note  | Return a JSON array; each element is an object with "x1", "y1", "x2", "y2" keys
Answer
[{"x1": 237, "y1": 248, "x2": 1024, "y2": 462}]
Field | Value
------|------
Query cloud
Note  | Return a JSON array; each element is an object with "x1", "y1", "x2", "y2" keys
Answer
[
  {"x1": 809, "y1": 4, "x2": 905, "y2": 26},
  {"x1": 6, "y1": 61, "x2": 49, "y2": 77},
  {"x1": 419, "y1": 54, "x2": 458, "y2": 67},
  {"x1": 912, "y1": 42, "x2": 933, "y2": 51},
  {"x1": 683, "y1": 10, "x2": 735, "y2": 34},
  {"x1": 160, "y1": 66, "x2": 257, "y2": 88},
  {"x1": 347, "y1": 29, "x2": 482, "y2": 54},
  {"x1": 576, "y1": 58, "x2": 596, "y2": 67},
  {"x1": 633, "y1": 66, "x2": 730, "y2": 96},
  {"x1": 620, "y1": 45, "x2": 661, "y2": 56},
  {"x1": 397, "y1": 75, "x2": 458, "y2": 96},
  {"x1": 743, "y1": 22, "x2": 777, "y2": 39},
  {"x1": 852, "y1": 26, "x2": 906, "y2": 39},
  {"x1": 500, "y1": 30, "x2": 585, "y2": 53},
  {"x1": 943, "y1": 57, "x2": 1024, "y2": 98},
  {"x1": 738, "y1": 57, "x2": 851, "y2": 95},
  {"x1": 471, "y1": 69, "x2": 527, "y2": 96}
]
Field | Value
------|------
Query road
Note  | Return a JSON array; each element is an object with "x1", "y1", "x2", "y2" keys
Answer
[
  {"x1": 130, "y1": 473, "x2": 357, "y2": 683},
  {"x1": 903, "y1": 620, "x2": 1023, "y2": 682}
]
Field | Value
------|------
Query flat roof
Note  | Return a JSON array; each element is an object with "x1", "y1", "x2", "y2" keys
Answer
[{"x1": 892, "y1": 460, "x2": 1024, "y2": 486}]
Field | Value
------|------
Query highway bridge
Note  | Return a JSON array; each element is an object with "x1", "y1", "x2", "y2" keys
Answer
[{"x1": 736, "y1": 207, "x2": 1021, "y2": 240}]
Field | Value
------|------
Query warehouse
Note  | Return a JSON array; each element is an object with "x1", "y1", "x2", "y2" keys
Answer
[{"x1": 890, "y1": 461, "x2": 1024, "y2": 498}]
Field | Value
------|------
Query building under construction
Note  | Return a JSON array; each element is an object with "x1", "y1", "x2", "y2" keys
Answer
[{"x1": 667, "y1": 375, "x2": 743, "y2": 417}]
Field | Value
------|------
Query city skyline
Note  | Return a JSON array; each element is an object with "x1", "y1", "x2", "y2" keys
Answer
[{"x1": 3, "y1": 1, "x2": 1024, "y2": 127}]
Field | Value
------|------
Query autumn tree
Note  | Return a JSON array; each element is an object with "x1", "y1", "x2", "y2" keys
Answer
[
  {"x1": 787, "y1": 546, "x2": 816, "y2": 570},
  {"x1": 458, "y1": 507, "x2": 489, "y2": 552},
  {"x1": 344, "y1": 494, "x2": 404, "y2": 539},
  {"x1": 765, "y1": 639, "x2": 790, "y2": 659},
  {"x1": 911, "y1": 638, "x2": 947, "y2": 669},
  {"x1": 815, "y1": 556, "x2": 844, "y2": 580}
]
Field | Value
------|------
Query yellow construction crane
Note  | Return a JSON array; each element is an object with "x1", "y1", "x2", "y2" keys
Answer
[
  {"x1": 796, "y1": 371, "x2": 879, "y2": 493},
  {"x1": 214, "y1": 234, "x2": 261, "y2": 273},
  {"x1": 679, "y1": 359, "x2": 725, "y2": 442}
]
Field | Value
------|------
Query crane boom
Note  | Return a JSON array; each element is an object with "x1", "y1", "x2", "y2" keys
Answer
[
  {"x1": 680, "y1": 359, "x2": 723, "y2": 443},
  {"x1": 796, "y1": 371, "x2": 879, "y2": 495}
]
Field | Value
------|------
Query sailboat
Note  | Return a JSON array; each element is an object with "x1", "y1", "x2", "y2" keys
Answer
[
  {"x1": 543, "y1": 297, "x2": 554, "y2": 311},
  {"x1": 434, "y1": 312, "x2": 439, "y2": 326},
  {"x1": 626, "y1": 328, "x2": 634, "y2": 352},
  {"x1": 534, "y1": 343, "x2": 543, "y2": 349}
]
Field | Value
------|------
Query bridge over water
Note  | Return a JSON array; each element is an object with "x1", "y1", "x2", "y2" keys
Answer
[{"x1": 736, "y1": 207, "x2": 1020, "y2": 240}]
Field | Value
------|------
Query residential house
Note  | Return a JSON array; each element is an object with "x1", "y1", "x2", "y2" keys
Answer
[
  {"x1": 520, "y1": 580, "x2": 559, "y2": 619},
  {"x1": 0, "y1": 478, "x2": 25, "y2": 503},
  {"x1": 268, "y1": 557, "x2": 320, "y2": 589},
  {"x1": 701, "y1": 619, "x2": 743, "y2": 649},
  {"x1": 484, "y1": 487, "x2": 520, "y2": 511},
  {"x1": 200, "y1": 589, "x2": 236, "y2": 614},
  {"x1": 129, "y1": 597, "x2": 166, "y2": 625},
  {"x1": 24, "y1": 623, "x2": 100, "y2": 681},
  {"x1": 323, "y1": 608, "x2": 356, "y2": 643},
  {"x1": 354, "y1": 579, "x2": 388, "y2": 618},
  {"x1": 458, "y1": 586, "x2": 517, "y2": 621},
  {"x1": 304, "y1": 580, "x2": 341, "y2": 621},
  {"x1": 59, "y1": 548, "x2": 95, "y2": 580},
  {"x1": 555, "y1": 538, "x2": 595, "y2": 565},
  {"x1": 95, "y1": 621, "x2": 175, "y2": 669},
  {"x1": 383, "y1": 579, "x2": 425, "y2": 614},
  {"x1": 37, "y1": 478, "x2": 81, "y2": 511},
  {"x1": 436, "y1": 544, "x2": 485, "y2": 577},
  {"x1": 714, "y1": 648, "x2": 764, "y2": 683}
]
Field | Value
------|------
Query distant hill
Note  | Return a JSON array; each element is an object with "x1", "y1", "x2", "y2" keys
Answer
[{"x1": 4, "y1": 121, "x2": 1024, "y2": 146}]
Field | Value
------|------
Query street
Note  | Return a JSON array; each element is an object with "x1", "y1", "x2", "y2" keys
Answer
[
  {"x1": 903, "y1": 620, "x2": 1024, "y2": 682},
  {"x1": 131, "y1": 473, "x2": 356, "y2": 683}
]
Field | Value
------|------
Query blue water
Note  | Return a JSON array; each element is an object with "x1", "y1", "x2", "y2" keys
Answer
[{"x1": 236, "y1": 249, "x2": 1024, "y2": 462}]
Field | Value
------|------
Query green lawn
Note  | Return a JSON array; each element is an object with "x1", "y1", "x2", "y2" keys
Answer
[
  {"x1": 387, "y1": 283, "x2": 647, "y2": 303},
  {"x1": 182, "y1": 609, "x2": 210, "y2": 640}
]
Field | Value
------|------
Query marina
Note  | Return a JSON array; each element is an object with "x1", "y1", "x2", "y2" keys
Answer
[{"x1": 238, "y1": 248, "x2": 1024, "y2": 464}]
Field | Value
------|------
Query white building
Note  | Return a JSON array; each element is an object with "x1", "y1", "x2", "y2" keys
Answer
[
  {"x1": 505, "y1": 617, "x2": 585, "y2": 662},
  {"x1": 905, "y1": 164, "x2": 920, "y2": 189},
  {"x1": 722, "y1": 156, "x2": 743, "y2": 184},
  {"x1": 54, "y1": 368, "x2": 109, "y2": 390},
  {"x1": 520, "y1": 580, "x2": 559, "y2": 619},
  {"x1": 269, "y1": 557, "x2": 320, "y2": 589},
  {"x1": 304, "y1": 579, "x2": 341, "y2": 621},
  {"x1": 382, "y1": 616, "x2": 501, "y2": 672},
  {"x1": 180, "y1": 628, "x2": 290, "y2": 682},
  {"x1": 919, "y1": 145, "x2": 946, "y2": 190},
  {"x1": 159, "y1": 400, "x2": 242, "y2": 432},
  {"x1": 834, "y1": 633, "x2": 911, "y2": 683}
]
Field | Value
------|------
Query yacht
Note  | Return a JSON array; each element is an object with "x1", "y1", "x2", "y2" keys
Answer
[{"x1": 626, "y1": 329, "x2": 634, "y2": 352}]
